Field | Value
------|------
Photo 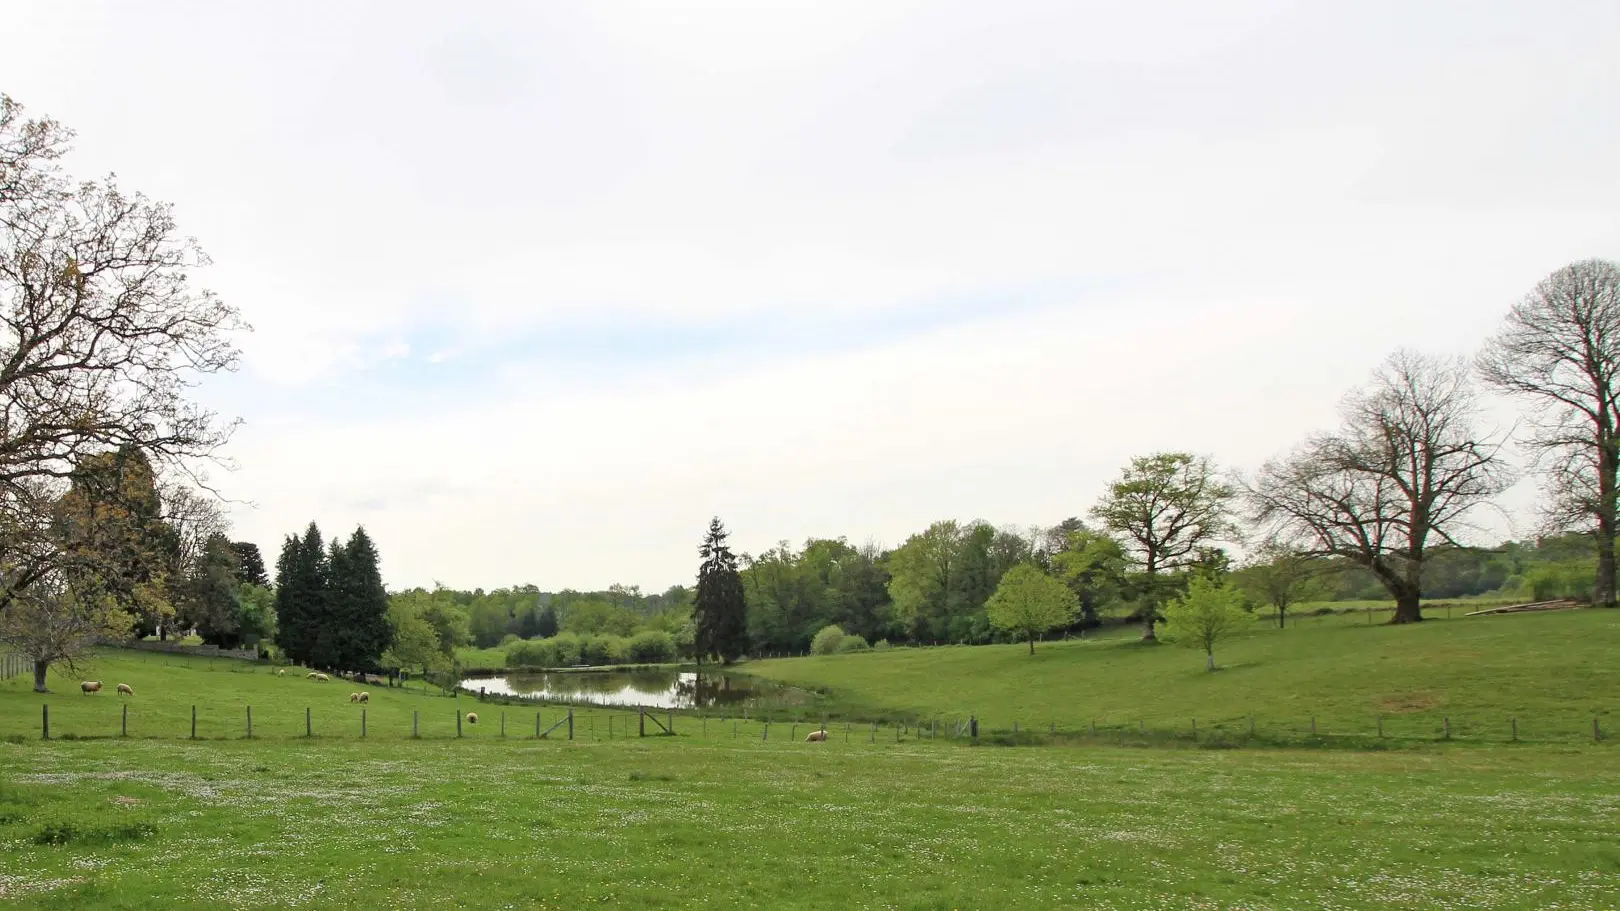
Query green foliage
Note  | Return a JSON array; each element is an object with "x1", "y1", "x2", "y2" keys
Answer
[
  {"x1": 984, "y1": 564, "x2": 1079, "y2": 654},
  {"x1": 273, "y1": 523, "x2": 328, "y2": 665},
  {"x1": 561, "y1": 599, "x2": 641, "y2": 637},
  {"x1": 1051, "y1": 529, "x2": 1130, "y2": 627},
  {"x1": 835, "y1": 633, "x2": 870, "y2": 653},
  {"x1": 384, "y1": 613, "x2": 448, "y2": 675},
  {"x1": 505, "y1": 637, "x2": 556, "y2": 668},
  {"x1": 178, "y1": 533, "x2": 245, "y2": 648},
  {"x1": 626, "y1": 630, "x2": 677, "y2": 663},
  {"x1": 811, "y1": 624, "x2": 845, "y2": 655},
  {"x1": 230, "y1": 542, "x2": 269, "y2": 588},
  {"x1": 1162, "y1": 575, "x2": 1249, "y2": 669},
  {"x1": 1090, "y1": 452, "x2": 1237, "y2": 638},
  {"x1": 234, "y1": 583, "x2": 277, "y2": 647}
]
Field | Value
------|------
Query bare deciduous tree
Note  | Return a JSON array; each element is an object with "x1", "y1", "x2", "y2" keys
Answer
[
  {"x1": 1478, "y1": 259, "x2": 1620, "y2": 607},
  {"x1": 1248, "y1": 351, "x2": 1511, "y2": 624},
  {"x1": 0, "y1": 94, "x2": 245, "y2": 612}
]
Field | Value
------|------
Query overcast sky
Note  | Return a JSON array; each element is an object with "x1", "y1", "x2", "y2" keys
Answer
[{"x1": 3, "y1": 1, "x2": 1616, "y2": 592}]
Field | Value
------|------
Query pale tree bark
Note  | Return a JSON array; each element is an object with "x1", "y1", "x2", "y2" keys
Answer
[
  {"x1": 1248, "y1": 351, "x2": 1512, "y2": 624},
  {"x1": 1479, "y1": 259, "x2": 1620, "y2": 607}
]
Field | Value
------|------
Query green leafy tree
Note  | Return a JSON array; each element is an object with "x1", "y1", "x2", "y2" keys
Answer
[
  {"x1": 1091, "y1": 453, "x2": 1237, "y2": 641},
  {"x1": 1233, "y1": 539, "x2": 1324, "y2": 628},
  {"x1": 885, "y1": 520, "x2": 964, "y2": 641},
  {"x1": 1162, "y1": 575, "x2": 1249, "y2": 670},
  {"x1": 985, "y1": 564, "x2": 1079, "y2": 654},
  {"x1": 180, "y1": 533, "x2": 245, "y2": 648},
  {"x1": 694, "y1": 517, "x2": 748, "y2": 664},
  {"x1": 235, "y1": 583, "x2": 277, "y2": 647},
  {"x1": 383, "y1": 613, "x2": 449, "y2": 677},
  {"x1": 1051, "y1": 529, "x2": 1130, "y2": 628}
]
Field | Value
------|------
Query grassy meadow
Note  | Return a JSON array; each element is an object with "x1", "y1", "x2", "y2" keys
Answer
[
  {"x1": 742, "y1": 608, "x2": 1620, "y2": 743},
  {"x1": 3, "y1": 734, "x2": 1619, "y2": 909}
]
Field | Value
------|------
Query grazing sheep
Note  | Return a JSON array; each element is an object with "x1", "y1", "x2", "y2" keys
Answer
[
  {"x1": 466, "y1": 712, "x2": 479, "y2": 725},
  {"x1": 80, "y1": 681, "x2": 103, "y2": 695},
  {"x1": 358, "y1": 692, "x2": 369, "y2": 704},
  {"x1": 349, "y1": 692, "x2": 360, "y2": 703},
  {"x1": 277, "y1": 669, "x2": 285, "y2": 677},
  {"x1": 307, "y1": 672, "x2": 318, "y2": 679},
  {"x1": 116, "y1": 683, "x2": 134, "y2": 696},
  {"x1": 805, "y1": 730, "x2": 828, "y2": 742},
  {"x1": 315, "y1": 673, "x2": 330, "y2": 682}
]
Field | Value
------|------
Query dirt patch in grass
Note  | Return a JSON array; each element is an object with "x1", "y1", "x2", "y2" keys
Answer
[{"x1": 1380, "y1": 692, "x2": 1442, "y2": 713}]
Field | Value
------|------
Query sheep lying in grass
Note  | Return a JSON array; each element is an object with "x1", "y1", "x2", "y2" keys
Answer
[
  {"x1": 116, "y1": 683, "x2": 134, "y2": 696},
  {"x1": 80, "y1": 681, "x2": 102, "y2": 695},
  {"x1": 466, "y1": 712, "x2": 479, "y2": 725},
  {"x1": 805, "y1": 730, "x2": 828, "y2": 742},
  {"x1": 349, "y1": 692, "x2": 360, "y2": 703},
  {"x1": 358, "y1": 692, "x2": 369, "y2": 704}
]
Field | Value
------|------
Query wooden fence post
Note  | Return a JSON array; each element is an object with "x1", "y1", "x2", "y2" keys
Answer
[
  {"x1": 639, "y1": 708, "x2": 645, "y2": 738},
  {"x1": 500, "y1": 711, "x2": 505, "y2": 738},
  {"x1": 245, "y1": 706, "x2": 251, "y2": 739},
  {"x1": 191, "y1": 705, "x2": 197, "y2": 740},
  {"x1": 1249, "y1": 716, "x2": 1255, "y2": 737},
  {"x1": 1310, "y1": 716, "x2": 1317, "y2": 736},
  {"x1": 970, "y1": 716, "x2": 978, "y2": 739},
  {"x1": 1443, "y1": 717, "x2": 1450, "y2": 740},
  {"x1": 1596, "y1": 717, "x2": 1603, "y2": 742},
  {"x1": 870, "y1": 722, "x2": 876, "y2": 743},
  {"x1": 1089, "y1": 719, "x2": 1096, "y2": 736},
  {"x1": 305, "y1": 707, "x2": 311, "y2": 738},
  {"x1": 567, "y1": 707, "x2": 574, "y2": 740},
  {"x1": 1511, "y1": 717, "x2": 1517, "y2": 742},
  {"x1": 1191, "y1": 718, "x2": 1197, "y2": 741},
  {"x1": 763, "y1": 721, "x2": 769, "y2": 741},
  {"x1": 733, "y1": 719, "x2": 738, "y2": 738},
  {"x1": 123, "y1": 704, "x2": 129, "y2": 738},
  {"x1": 413, "y1": 710, "x2": 419, "y2": 739},
  {"x1": 42, "y1": 704, "x2": 48, "y2": 740},
  {"x1": 362, "y1": 709, "x2": 367, "y2": 739},
  {"x1": 535, "y1": 712, "x2": 540, "y2": 739},
  {"x1": 457, "y1": 711, "x2": 463, "y2": 738},
  {"x1": 1377, "y1": 715, "x2": 1383, "y2": 738}
]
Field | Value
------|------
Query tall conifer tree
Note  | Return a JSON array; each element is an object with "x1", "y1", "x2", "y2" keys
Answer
[{"x1": 694, "y1": 517, "x2": 748, "y2": 663}]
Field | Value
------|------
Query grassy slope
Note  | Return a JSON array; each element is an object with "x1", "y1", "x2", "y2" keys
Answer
[
  {"x1": 2, "y1": 737, "x2": 1618, "y2": 910},
  {"x1": 743, "y1": 610, "x2": 1620, "y2": 742}
]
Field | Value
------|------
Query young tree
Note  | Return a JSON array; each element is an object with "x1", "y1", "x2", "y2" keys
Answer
[
  {"x1": 1233, "y1": 539, "x2": 1323, "y2": 629},
  {"x1": 1478, "y1": 259, "x2": 1620, "y2": 607},
  {"x1": 984, "y1": 564, "x2": 1079, "y2": 654},
  {"x1": 0, "y1": 95, "x2": 243, "y2": 614},
  {"x1": 1249, "y1": 351, "x2": 1512, "y2": 624},
  {"x1": 1091, "y1": 453, "x2": 1237, "y2": 640},
  {"x1": 0, "y1": 571, "x2": 136, "y2": 692},
  {"x1": 235, "y1": 583, "x2": 277, "y2": 648},
  {"x1": 383, "y1": 612, "x2": 449, "y2": 677},
  {"x1": 1163, "y1": 575, "x2": 1248, "y2": 670},
  {"x1": 694, "y1": 517, "x2": 748, "y2": 664}
]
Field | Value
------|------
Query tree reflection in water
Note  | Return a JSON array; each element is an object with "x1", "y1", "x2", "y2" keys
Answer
[{"x1": 460, "y1": 669, "x2": 809, "y2": 710}]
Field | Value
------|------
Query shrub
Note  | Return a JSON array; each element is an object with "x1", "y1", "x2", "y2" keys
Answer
[
  {"x1": 506, "y1": 638, "x2": 557, "y2": 668},
  {"x1": 627, "y1": 630, "x2": 677, "y2": 664},
  {"x1": 550, "y1": 632, "x2": 583, "y2": 667},
  {"x1": 836, "y1": 634, "x2": 870, "y2": 653},
  {"x1": 578, "y1": 634, "x2": 629, "y2": 666},
  {"x1": 811, "y1": 625, "x2": 845, "y2": 655},
  {"x1": 873, "y1": 639, "x2": 892, "y2": 651},
  {"x1": 499, "y1": 633, "x2": 522, "y2": 648}
]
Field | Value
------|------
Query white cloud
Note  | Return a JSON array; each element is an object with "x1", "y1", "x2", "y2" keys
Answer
[{"x1": 1, "y1": 0, "x2": 1614, "y2": 587}]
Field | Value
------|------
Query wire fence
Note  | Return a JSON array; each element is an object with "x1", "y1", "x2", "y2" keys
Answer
[{"x1": 10, "y1": 696, "x2": 1614, "y2": 748}]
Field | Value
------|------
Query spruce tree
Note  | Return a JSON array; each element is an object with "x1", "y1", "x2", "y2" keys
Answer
[
  {"x1": 693, "y1": 517, "x2": 748, "y2": 663},
  {"x1": 232, "y1": 541, "x2": 270, "y2": 587},
  {"x1": 331, "y1": 527, "x2": 392, "y2": 671},
  {"x1": 274, "y1": 523, "x2": 329, "y2": 666}
]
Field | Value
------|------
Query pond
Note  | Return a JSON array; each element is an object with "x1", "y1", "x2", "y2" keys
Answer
[{"x1": 458, "y1": 668, "x2": 814, "y2": 711}]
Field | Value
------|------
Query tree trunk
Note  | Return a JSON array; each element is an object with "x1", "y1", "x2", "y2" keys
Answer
[
  {"x1": 1028, "y1": 634, "x2": 1035, "y2": 655},
  {"x1": 1141, "y1": 615, "x2": 1157, "y2": 641},
  {"x1": 1205, "y1": 652, "x2": 1215, "y2": 671},
  {"x1": 1278, "y1": 607, "x2": 1286, "y2": 629},
  {"x1": 1389, "y1": 590, "x2": 1423, "y2": 624},
  {"x1": 33, "y1": 659, "x2": 49, "y2": 693},
  {"x1": 1598, "y1": 433, "x2": 1618, "y2": 607},
  {"x1": 1596, "y1": 522, "x2": 1617, "y2": 608}
]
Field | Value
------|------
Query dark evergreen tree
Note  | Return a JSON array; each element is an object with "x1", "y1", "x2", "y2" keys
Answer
[
  {"x1": 274, "y1": 523, "x2": 329, "y2": 666},
  {"x1": 326, "y1": 527, "x2": 393, "y2": 671},
  {"x1": 535, "y1": 603, "x2": 559, "y2": 639},
  {"x1": 181, "y1": 533, "x2": 246, "y2": 647},
  {"x1": 232, "y1": 541, "x2": 269, "y2": 587},
  {"x1": 694, "y1": 517, "x2": 748, "y2": 663}
]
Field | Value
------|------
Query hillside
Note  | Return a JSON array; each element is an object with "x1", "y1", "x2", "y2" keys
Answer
[{"x1": 742, "y1": 609, "x2": 1620, "y2": 743}]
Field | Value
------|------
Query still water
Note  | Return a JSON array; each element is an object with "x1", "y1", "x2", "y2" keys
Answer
[{"x1": 458, "y1": 668, "x2": 813, "y2": 710}]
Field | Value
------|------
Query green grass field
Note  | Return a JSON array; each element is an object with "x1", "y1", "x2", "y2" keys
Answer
[
  {"x1": 2, "y1": 617, "x2": 1619, "y2": 909},
  {"x1": 3, "y1": 736, "x2": 1618, "y2": 909},
  {"x1": 742, "y1": 609, "x2": 1620, "y2": 744}
]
